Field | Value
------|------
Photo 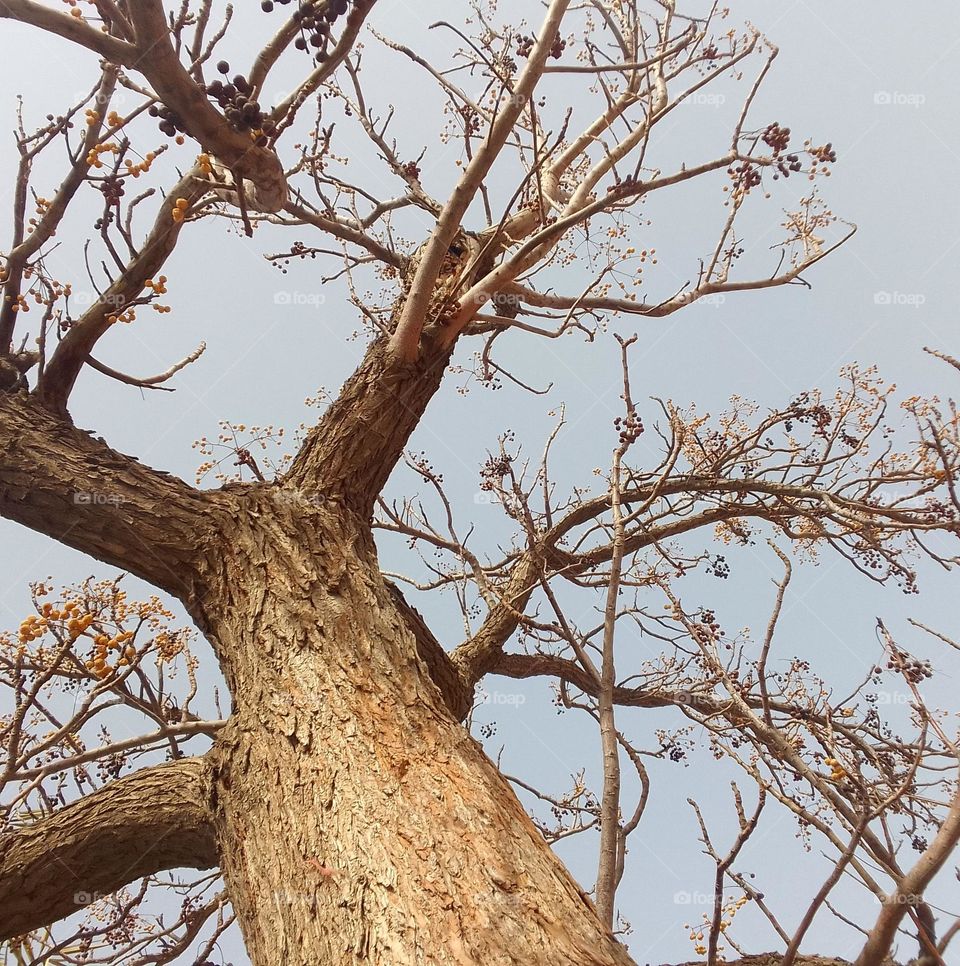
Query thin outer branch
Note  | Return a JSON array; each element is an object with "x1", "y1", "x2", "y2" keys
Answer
[
  {"x1": 86, "y1": 341, "x2": 207, "y2": 390},
  {"x1": 389, "y1": 0, "x2": 572, "y2": 360},
  {"x1": 854, "y1": 772, "x2": 960, "y2": 966}
]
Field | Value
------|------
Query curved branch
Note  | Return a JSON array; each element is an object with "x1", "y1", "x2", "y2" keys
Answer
[
  {"x1": 36, "y1": 170, "x2": 207, "y2": 414},
  {"x1": 0, "y1": 757, "x2": 217, "y2": 942},
  {"x1": 86, "y1": 341, "x2": 207, "y2": 390},
  {"x1": 0, "y1": 391, "x2": 213, "y2": 599},
  {"x1": 0, "y1": 0, "x2": 138, "y2": 63}
]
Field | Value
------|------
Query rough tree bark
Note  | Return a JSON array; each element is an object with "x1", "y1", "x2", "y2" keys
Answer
[
  {"x1": 187, "y1": 490, "x2": 635, "y2": 965},
  {"x1": 0, "y1": 336, "x2": 637, "y2": 964}
]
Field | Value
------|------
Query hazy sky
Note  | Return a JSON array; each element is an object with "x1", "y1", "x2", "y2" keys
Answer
[{"x1": 1, "y1": 2, "x2": 959, "y2": 963}]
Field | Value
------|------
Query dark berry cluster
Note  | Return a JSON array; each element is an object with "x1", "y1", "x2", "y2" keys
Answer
[
  {"x1": 706, "y1": 554, "x2": 730, "y2": 579},
  {"x1": 887, "y1": 647, "x2": 932, "y2": 684},
  {"x1": 262, "y1": 0, "x2": 355, "y2": 65},
  {"x1": 666, "y1": 742, "x2": 686, "y2": 763},
  {"x1": 458, "y1": 104, "x2": 481, "y2": 136},
  {"x1": 516, "y1": 34, "x2": 534, "y2": 58},
  {"x1": 148, "y1": 103, "x2": 186, "y2": 139},
  {"x1": 772, "y1": 154, "x2": 802, "y2": 181},
  {"x1": 94, "y1": 210, "x2": 115, "y2": 232},
  {"x1": 479, "y1": 453, "x2": 513, "y2": 491},
  {"x1": 606, "y1": 173, "x2": 639, "y2": 195},
  {"x1": 728, "y1": 160, "x2": 762, "y2": 193},
  {"x1": 401, "y1": 160, "x2": 421, "y2": 180},
  {"x1": 410, "y1": 450, "x2": 442, "y2": 482},
  {"x1": 920, "y1": 497, "x2": 958, "y2": 524},
  {"x1": 204, "y1": 63, "x2": 274, "y2": 142},
  {"x1": 810, "y1": 142, "x2": 837, "y2": 164},
  {"x1": 614, "y1": 409, "x2": 643, "y2": 445},
  {"x1": 98, "y1": 175, "x2": 124, "y2": 206},
  {"x1": 692, "y1": 609, "x2": 724, "y2": 643},
  {"x1": 762, "y1": 121, "x2": 791, "y2": 154},
  {"x1": 784, "y1": 392, "x2": 831, "y2": 435},
  {"x1": 515, "y1": 32, "x2": 566, "y2": 59}
]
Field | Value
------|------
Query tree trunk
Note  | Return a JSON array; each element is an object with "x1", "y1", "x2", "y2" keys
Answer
[{"x1": 190, "y1": 489, "x2": 635, "y2": 965}]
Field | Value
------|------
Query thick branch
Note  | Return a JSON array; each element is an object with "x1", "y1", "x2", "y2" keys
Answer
[
  {"x1": 0, "y1": 0, "x2": 138, "y2": 62},
  {"x1": 384, "y1": 580, "x2": 473, "y2": 720},
  {"x1": 855, "y1": 774, "x2": 960, "y2": 966},
  {"x1": 0, "y1": 757, "x2": 216, "y2": 942},
  {"x1": 126, "y1": 3, "x2": 287, "y2": 211},
  {"x1": 284, "y1": 330, "x2": 453, "y2": 519},
  {"x1": 389, "y1": 0, "x2": 572, "y2": 359},
  {"x1": 36, "y1": 170, "x2": 205, "y2": 414},
  {"x1": 3, "y1": 0, "x2": 288, "y2": 213},
  {"x1": 0, "y1": 392, "x2": 212, "y2": 599}
]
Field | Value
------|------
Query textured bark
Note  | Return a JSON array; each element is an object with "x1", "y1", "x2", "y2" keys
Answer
[
  {"x1": 385, "y1": 580, "x2": 475, "y2": 721},
  {"x1": 285, "y1": 332, "x2": 454, "y2": 519},
  {"x1": 189, "y1": 491, "x2": 635, "y2": 966},
  {"x1": 0, "y1": 758, "x2": 216, "y2": 941},
  {"x1": 0, "y1": 391, "x2": 213, "y2": 598}
]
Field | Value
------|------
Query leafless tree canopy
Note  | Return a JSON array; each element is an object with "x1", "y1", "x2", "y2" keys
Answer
[{"x1": 0, "y1": 3, "x2": 958, "y2": 965}]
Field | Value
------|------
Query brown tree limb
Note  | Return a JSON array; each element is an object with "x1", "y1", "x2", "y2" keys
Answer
[
  {"x1": 125, "y1": 2, "x2": 287, "y2": 212},
  {"x1": 283, "y1": 331, "x2": 454, "y2": 519},
  {"x1": 35, "y1": 170, "x2": 206, "y2": 414},
  {"x1": 389, "y1": 0, "x2": 572, "y2": 359},
  {"x1": 0, "y1": 757, "x2": 217, "y2": 942},
  {"x1": 854, "y1": 772, "x2": 960, "y2": 966},
  {"x1": 85, "y1": 341, "x2": 207, "y2": 391},
  {"x1": 0, "y1": 0, "x2": 138, "y2": 63},
  {"x1": 0, "y1": 391, "x2": 213, "y2": 599}
]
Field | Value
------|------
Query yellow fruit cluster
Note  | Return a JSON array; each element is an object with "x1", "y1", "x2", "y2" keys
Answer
[
  {"x1": 171, "y1": 197, "x2": 190, "y2": 223},
  {"x1": 143, "y1": 280, "x2": 172, "y2": 316},
  {"x1": 107, "y1": 306, "x2": 136, "y2": 325},
  {"x1": 197, "y1": 153, "x2": 213, "y2": 176},
  {"x1": 86, "y1": 141, "x2": 119, "y2": 169},
  {"x1": 86, "y1": 629, "x2": 136, "y2": 679},
  {"x1": 124, "y1": 152, "x2": 157, "y2": 178},
  {"x1": 18, "y1": 614, "x2": 44, "y2": 643},
  {"x1": 824, "y1": 756, "x2": 847, "y2": 781}
]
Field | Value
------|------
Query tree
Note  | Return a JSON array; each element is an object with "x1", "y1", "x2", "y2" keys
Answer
[{"x1": 0, "y1": 2, "x2": 958, "y2": 964}]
